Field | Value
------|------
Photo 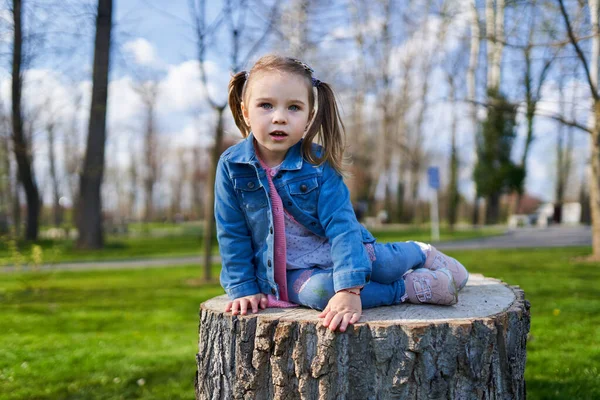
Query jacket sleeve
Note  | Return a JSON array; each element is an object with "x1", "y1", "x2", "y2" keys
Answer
[
  {"x1": 317, "y1": 162, "x2": 372, "y2": 292},
  {"x1": 214, "y1": 158, "x2": 260, "y2": 299}
]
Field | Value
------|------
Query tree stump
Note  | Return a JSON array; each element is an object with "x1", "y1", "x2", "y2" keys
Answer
[{"x1": 195, "y1": 274, "x2": 530, "y2": 400}]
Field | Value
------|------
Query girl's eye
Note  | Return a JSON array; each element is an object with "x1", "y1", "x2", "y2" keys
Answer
[
  {"x1": 259, "y1": 103, "x2": 272, "y2": 110},
  {"x1": 289, "y1": 105, "x2": 300, "y2": 111}
]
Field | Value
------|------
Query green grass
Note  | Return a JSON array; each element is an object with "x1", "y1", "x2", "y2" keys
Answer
[
  {"x1": 0, "y1": 264, "x2": 224, "y2": 399},
  {"x1": 0, "y1": 235, "x2": 219, "y2": 266},
  {"x1": 0, "y1": 226, "x2": 502, "y2": 266},
  {"x1": 1, "y1": 247, "x2": 598, "y2": 399}
]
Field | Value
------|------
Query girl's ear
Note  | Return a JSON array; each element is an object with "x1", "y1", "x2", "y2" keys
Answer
[{"x1": 241, "y1": 102, "x2": 250, "y2": 125}]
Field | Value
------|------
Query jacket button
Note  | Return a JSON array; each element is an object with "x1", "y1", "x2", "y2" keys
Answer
[
  {"x1": 276, "y1": 173, "x2": 282, "y2": 179},
  {"x1": 365, "y1": 274, "x2": 371, "y2": 282},
  {"x1": 247, "y1": 182, "x2": 255, "y2": 189},
  {"x1": 267, "y1": 260, "x2": 272, "y2": 267},
  {"x1": 310, "y1": 222, "x2": 316, "y2": 226},
  {"x1": 271, "y1": 288, "x2": 276, "y2": 295},
  {"x1": 287, "y1": 201, "x2": 293, "y2": 207},
  {"x1": 300, "y1": 184, "x2": 308, "y2": 192},
  {"x1": 270, "y1": 227, "x2": 273, "y2": 234}
]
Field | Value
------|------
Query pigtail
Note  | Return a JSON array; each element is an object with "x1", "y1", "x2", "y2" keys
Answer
[
  {"x1": 303, "y1": 81, "x2": 347, "y2": 176},
  {"x1": 228, "y1": 71, "x2": 251, "y2": 137}
]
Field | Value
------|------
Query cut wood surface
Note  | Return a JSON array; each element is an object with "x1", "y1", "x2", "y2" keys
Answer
[{"x1": 196, "y1": 274, "x2": 530, "y2": 400}]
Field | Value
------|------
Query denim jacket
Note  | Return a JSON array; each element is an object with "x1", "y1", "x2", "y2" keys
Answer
[{"x1": 215, "y1": 133, "x2": 375, "y2": 300}]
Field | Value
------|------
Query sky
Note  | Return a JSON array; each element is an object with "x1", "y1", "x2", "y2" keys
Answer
[{"x1": 0, "y1": 0, "x2": 593, "y2": 209}]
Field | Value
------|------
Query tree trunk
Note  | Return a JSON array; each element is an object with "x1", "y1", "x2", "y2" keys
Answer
[
  {"x1": 77, "y1": 0, "x2": 112, "y2": 249},
  {"x1": 202, "y1": 106, "x2": 225, "y2": 281},
  {"x1": 196, "y1": 275, "x2": 530, "y2": 399},
  {"x1": 0, "y1": 134, "x2": 12, "y2": 233},
  {"x1": 47, "y1": 122, "x2": 63, "y2": 227},
  {"x1": 468, "y1": 1, "x2": 480, "y2": 227},
  {"x1": 486, "y1": 192, "x2": 500, "y2": 225},
  {"x1": 11, "y1": 0, "x2": 40, "y2": 241}
]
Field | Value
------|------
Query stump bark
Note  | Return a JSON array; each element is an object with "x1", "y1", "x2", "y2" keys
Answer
[{"x1": 195, "y1": 274, "x2": 530, "y2": 400}]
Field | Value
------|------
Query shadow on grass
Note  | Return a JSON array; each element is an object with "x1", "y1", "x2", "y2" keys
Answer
[{"x1": 526, "y1": 378, "x2": 600, "y2": 400}]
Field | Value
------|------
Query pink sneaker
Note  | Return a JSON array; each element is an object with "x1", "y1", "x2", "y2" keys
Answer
[
  {"x1": 403, "y1": 268, "x2": 458, "y2": 305},
  {"x1": 423, "y1": 246, "x2": 469, "y2": 290}
]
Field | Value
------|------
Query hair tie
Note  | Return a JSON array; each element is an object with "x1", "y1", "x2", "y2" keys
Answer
[
  {"x1": 311, "y1": 77, "x2": 321, "y2": 87},
  {"x1": 244, "y1": 71, "x2": 249, "y2": 80}
]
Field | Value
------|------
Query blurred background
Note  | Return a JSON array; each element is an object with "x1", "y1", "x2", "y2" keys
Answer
[{"x1": 1, "y1": 1, "x2": 599, "y2": 399}]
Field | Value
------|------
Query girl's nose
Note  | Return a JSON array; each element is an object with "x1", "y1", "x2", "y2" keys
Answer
[{"x1": 272, "y1": 109, "x2": 287, "y2": 124}]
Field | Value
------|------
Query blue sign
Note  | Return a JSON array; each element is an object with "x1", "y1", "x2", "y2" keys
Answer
[{"x1": 427, "y1": 167, "x2": 440, "y2": 189}]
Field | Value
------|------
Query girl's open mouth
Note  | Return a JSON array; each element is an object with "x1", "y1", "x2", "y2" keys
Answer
[{"x1": 270, "y1": 131, "x2": 288, "y2": 140}]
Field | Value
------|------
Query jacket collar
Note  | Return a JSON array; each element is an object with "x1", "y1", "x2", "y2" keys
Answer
[{"x1": 228, "y1": 132, "x2": 304, "y2": 171}]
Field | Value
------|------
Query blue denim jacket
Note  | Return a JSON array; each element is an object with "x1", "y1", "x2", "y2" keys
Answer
[{"x1": 215, "y1": 133, "x2": 375, "y2": 300}]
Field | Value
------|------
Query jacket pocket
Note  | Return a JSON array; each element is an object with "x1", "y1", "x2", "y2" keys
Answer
[
  {"x1": 234, "y1": 176, "x2": 268, "y2": 211},
  {"x1": 288, "y1": 177, "x2": 319, "y2": 213}
]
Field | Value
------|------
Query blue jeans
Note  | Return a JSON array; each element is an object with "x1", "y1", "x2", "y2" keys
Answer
[{"x1": 286, "y1": 241, "x2": 425, "y2": 310}]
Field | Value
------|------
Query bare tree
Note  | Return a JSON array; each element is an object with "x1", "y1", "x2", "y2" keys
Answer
[
  {"x1": 77, "y1": 0, "x2": 113, "y2": 249},
  {"x1": 554, "y1": 75, "x2": 575, "y2": 223},
  {"x1": 190, "y1": 0, "x2": 279, "y2": 281},
  {"x1": 128, "y1": 155, "x2": 139, "y2": 220},
  {"x1": 467, "y1": 0, "x2": 480, "y2": 225},
  {"x1": 45, "y1": 104, "x2": 63, "y2": 228},
  {"x1": 64, "y1": 89, "x2": 83, "y2": 228},
  {"x1": 11, "y1": 0, "x2": 41, "y2": 241},
  {"x1": 132, "y1": 79, "x2": 160, "y2": 223},
  {"x1": 0, "y1": 104, "x2": 12, "y2": 234},
  {"x1": 516, "y1": 0, "x2": 562, "y2": 212},
  {"x1": 556, "y1": 0, "x2": 600, "y2": 256}
]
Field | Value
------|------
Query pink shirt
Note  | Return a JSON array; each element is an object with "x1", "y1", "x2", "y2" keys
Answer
[{"x1": 256, "y1": 150, "x2": 297, "y2": 308}]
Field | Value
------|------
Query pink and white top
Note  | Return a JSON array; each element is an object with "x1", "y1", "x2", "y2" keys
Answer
[{"x1": 256, "y1": 153, "x2": 297, "y2": 308}]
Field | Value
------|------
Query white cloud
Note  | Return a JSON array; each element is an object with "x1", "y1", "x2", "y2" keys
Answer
[{"x1": 123, "y1": 38, "x2": 163, "y2": 68}]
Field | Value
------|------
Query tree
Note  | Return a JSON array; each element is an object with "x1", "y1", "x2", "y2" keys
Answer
[
  {"x1": 516, "y1": 0, "x2": 561, "y2": 212},
  {"x1": 190, "y1": 0, "x2": 278, "y2": 281},
  {"x1": 554, "y1": 76, "x2": 575, "y2": 223},
  {"x1": 132, "y1": 79, "x2": 160, "y2": 223},
  {"x1": 557, "y1": 0, "x2": 600, "y2": 257},
  {"x1": 11, "y1": 0, "x2": 41, "y2": 241},
  {"x1": 467, "y1": 0, "x2": 481, "y2": 225},
  {"x1": 77, "y1": 0, "x2": 112, "y2": 249},
  {"x1": 473, "y1": 89, "x2": 524, "y2": 224}
]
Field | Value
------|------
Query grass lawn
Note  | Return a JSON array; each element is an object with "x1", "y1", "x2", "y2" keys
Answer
[
  {"x1": 1, "y1": 247, "x2": 599, "y2": 399},
  {"x1": 0, "y1": 226, "x2": 503, "y2": 266}
]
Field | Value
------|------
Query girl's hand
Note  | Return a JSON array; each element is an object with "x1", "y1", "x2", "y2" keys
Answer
[
  {"x1": 225, "y1": 293, "x2": 268, "y2": 315},
  {"x1": 318, "y1": 290, "x2": 362, "y2": 332}
]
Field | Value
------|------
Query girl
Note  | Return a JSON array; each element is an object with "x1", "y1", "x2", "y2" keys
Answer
[{"x1": 215, "y1": 54, "x2": 469, "y2": 333}]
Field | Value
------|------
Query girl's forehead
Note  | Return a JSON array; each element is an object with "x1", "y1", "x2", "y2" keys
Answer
[{"x1": 247, "y1": 71, "x2": 311, "y2": 99}]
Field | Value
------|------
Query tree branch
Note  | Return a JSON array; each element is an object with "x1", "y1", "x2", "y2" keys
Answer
[{"x1": 557, "y1": 0, "x2": 599, "y2": 101}]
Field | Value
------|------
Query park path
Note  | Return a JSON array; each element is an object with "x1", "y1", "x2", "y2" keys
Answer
[{"x1": 1, "y1": 226, "x2": 591, "y2": 273}]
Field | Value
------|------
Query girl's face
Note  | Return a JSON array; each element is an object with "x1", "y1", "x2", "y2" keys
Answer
[{"x1": 242, "y1": 71, "x2": 312, "y2": 167}]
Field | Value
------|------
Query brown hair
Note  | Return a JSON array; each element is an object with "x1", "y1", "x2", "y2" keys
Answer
[{"x1": 228, "y1": 54, "x2": 347, "y2": 174}]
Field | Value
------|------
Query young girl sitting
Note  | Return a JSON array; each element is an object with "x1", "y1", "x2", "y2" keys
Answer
[{"x1": 215, "y1": 54, "x2": 469, "y2": 333}]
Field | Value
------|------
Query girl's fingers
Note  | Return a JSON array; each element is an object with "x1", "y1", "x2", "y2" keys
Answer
[
  {"x1": 323, "y1": 309, "x2": 335, "y2": 327},
  {"x1": 350, "y1": 312, "x2": 361, "y2": 324},
  {"x1": 339, "y1": 313, "x2": 353, "y2": 332},
  {"x1": 328, "y1": 312, "x2": 343, "y2": 331},
  {"x1": 225, "y1": 301, "x2": 233, "y2": 312},
  {"x1": 318, "y1": 305, "x2": 330, "y2": 318},
  {"x1": 240, "y1": 299, "x2": 249, "y2": 315},
  {"x1": 260, "y1": 295, "x2": 268, "y2": 309},
  {"x1": 231, "y1": 300, "x2": 240, "y2": 315},
  {"x1": 249, "y1": 297, "x2": 259, "y2": 313}
]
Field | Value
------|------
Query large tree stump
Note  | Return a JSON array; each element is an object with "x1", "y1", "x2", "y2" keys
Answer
[{"x1": 195, "y1": 274, "x2": 530, "y2": 399}]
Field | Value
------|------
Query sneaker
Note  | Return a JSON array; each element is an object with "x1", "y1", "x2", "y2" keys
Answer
[
  {"x1": 422, "y1": 246, "x2": 469, "y2": 290},
  {"x1": 403, "y1": 268, "x2": 458, "y2": 305}
]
